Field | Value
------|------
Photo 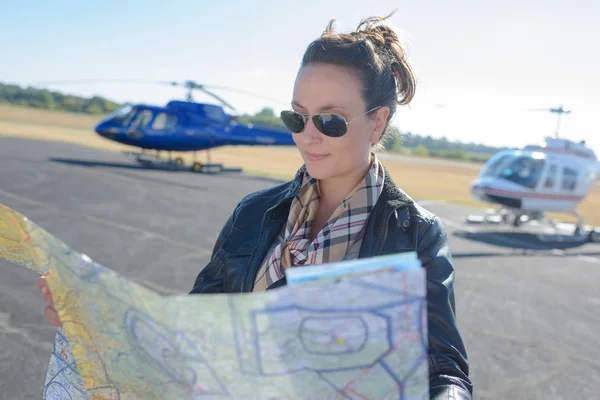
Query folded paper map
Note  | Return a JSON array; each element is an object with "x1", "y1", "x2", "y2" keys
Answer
[{"x1": 0, "y1": 203, "x2": 429, "y2": 399}]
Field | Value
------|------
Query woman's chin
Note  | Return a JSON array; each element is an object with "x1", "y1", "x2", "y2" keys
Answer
[{"x1": 305, "y1": 162, "x2": 333, "y2": 180}]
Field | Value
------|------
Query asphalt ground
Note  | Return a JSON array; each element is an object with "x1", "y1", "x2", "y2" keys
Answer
[{"x1": 1, "y1": 136, "x2": 599, "y2": 399}]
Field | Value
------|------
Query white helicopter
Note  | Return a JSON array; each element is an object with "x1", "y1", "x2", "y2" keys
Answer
[{"x1": 469, "y1": 106, "x2": 600, "y2": 242}]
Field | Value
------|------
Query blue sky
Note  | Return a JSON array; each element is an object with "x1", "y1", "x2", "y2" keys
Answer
[{"x1": 2, "y1": 0, "x2": 599, "y2": 152}]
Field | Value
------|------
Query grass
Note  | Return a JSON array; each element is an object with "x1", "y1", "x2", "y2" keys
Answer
[{"x1": 1, "y1": 103, "x2": 599, "y2": 226}]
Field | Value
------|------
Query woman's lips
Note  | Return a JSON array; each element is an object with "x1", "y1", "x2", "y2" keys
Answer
[{"x1": 304, "y1": 152, "x2": 329, "y2": 162}]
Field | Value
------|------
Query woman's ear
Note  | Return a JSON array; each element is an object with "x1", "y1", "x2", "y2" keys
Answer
[{"x1": 371, "y1": 106, "x2": 390, "y2": 144}]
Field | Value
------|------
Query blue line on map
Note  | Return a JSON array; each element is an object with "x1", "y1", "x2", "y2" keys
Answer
[
  {"x1": 352, "y1": 280, "x2": 407, "y2": 296},
  {"x1": 43, "y1": 382, "x2": 74, "y2": 400},
  {"x1": 45, "y1": 361, "x2": 77, "y2": 387},
  {"x1": 252, "y1": 300, "x2": 418, "y2": 315},
  {"x1": 418, "y1": 298, "x2": 427, "y2": 355},
  {"x1": 316, "y1": 372, "x2": 354, "y2": 399},
  {"x1": 398, "y1": 355, "x2": 428, "y2": 400},
  {"x1": 229, "y1": 297, "x2": 246, "y2": 374},
  {"x1": 371, "y1": 310, "x2": 394, "y2": 352},
  {"x1": 380, "y1": 360, "x2": 403, "y2": 399},
  {"x1": 57, "y1": 329, "x2": 67, "y2": 342},
  {"x1": 49, "y1": 353, "x2": 80, "y2": 378},
  {"x1": 252, "y1": 309, "x2": 264, "y2": 376},
  {"x1": 403, "y1": 355, "x2": 427, "y2": 383},
  {"x1": 255, "y1": 358, "x2": 383, "y2": 376}
]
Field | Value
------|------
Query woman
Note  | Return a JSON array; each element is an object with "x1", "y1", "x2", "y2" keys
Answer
[{"x1": 39, "y1": 14, "x2": 473, "y2": 399}]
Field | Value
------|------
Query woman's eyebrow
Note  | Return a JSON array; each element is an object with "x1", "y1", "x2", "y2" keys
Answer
[{"x1": 291, "y1": 101, "x2": 348, "y2": 112}]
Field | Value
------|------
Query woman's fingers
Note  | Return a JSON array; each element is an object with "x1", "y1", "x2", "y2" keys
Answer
[
  {"x1": 44, "y1": 305, "x2": 61, "y2": 327},
  {"x1": 38, "y1": 275, "x2": 60, "y2": 327},
  {"x1": 37, "y1": 276, "x2": 54, "y2": 306},
  {"x1": 37, "y1": 275, "x2": 47, "y2": 294}
]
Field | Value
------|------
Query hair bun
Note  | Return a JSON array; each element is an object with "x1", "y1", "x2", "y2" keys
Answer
[
  {"x1": 355, "y1": 15, "x2": 400, "y2": 51},
  {"x1": 377, "y1": 26, "x2": 400, "y2": 50}
]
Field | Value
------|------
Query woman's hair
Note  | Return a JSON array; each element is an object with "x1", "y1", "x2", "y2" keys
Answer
[{"x1": 301, "y1": 11, "x2": 416, "y2": 149}]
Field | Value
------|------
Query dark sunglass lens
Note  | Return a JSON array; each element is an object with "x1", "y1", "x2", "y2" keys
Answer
[
  {"x1": 280, "y1": 111, "x2": 305, "y2": 133},
  {"x1": 314, "y1": 114, "x2": 347, "y2": 137}
]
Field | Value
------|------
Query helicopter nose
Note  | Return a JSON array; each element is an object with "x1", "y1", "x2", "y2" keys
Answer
[
  {"x1": 95, "y1": 123, "x2": 106, "y2": 135},
  {"x1": 95, "y1": 123, "x2": 118, "y2": 137},
  {"x1": 470, "y1": 178, "x2": 487, "y2": 201}
]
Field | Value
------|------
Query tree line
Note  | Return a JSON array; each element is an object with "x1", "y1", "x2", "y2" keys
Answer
[
  {"x1": 0, "y1": 82, "x2": 120, "y2": 114},
  {"x1": 389, "y1": 131, "x2": 506, "y2": 162}
]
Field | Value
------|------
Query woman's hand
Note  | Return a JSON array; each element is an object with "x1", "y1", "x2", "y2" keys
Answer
[{"x1": 37, "y1": 276, "x2": 61, "y2": 327}]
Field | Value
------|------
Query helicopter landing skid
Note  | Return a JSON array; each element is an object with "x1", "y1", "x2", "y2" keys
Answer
[
  {"x1": 464, "y1": 208, "x2": 521, "y2": 225},
  {"x1": 465, "y1": 207, "x2": 600, "y2": 243},
  {"x1": 122, "y1": 151, "x2": 242, "y2": 174},
  {"x1": 123, "y1": 151, "x2": 182, "y2": 170}
]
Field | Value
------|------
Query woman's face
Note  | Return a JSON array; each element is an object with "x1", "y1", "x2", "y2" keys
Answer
[{"x1": 290, "y1": 62, "x2": 388, "y2": 181}]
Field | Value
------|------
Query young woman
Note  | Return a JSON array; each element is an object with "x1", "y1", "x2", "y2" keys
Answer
[{"x1": 40, "y1": 14, "x2": 473, "y2": 399}]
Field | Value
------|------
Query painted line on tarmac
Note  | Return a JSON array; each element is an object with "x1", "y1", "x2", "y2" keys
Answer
[
  {"x1": 575, "y1": 255, "x2": 600, "y2": 264},
  {"x1": 0, "y1": 311, "x2": 53, "y2": 352},
  {"x1": 437, "y1": 216, "x2": 478, "y2": 234},
  {"x1": 81, "y1": 214, "x2": 212, "y2": 254},
  {"x1": 416, "y1": 200, "x2": 443, "y2": 207},
  {"x1": 0, "y1": 188, "x2": 49, "y2": 208},
  {"x1": 589, "y1": 297, "x2": 600, "y2": 305}
]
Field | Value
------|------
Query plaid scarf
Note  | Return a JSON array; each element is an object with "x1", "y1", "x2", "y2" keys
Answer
[{"x1": 253, "y1": 154, "x2": 385, "y2": 292}]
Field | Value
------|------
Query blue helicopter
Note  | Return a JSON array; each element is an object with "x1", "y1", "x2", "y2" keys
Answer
[{"x1": 40, "y1": 79, "x2": 297, "y2": 172}]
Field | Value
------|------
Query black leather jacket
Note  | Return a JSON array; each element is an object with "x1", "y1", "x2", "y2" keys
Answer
[{"x1": 190, "y1": 166, "x2": 473, "y2": 399}]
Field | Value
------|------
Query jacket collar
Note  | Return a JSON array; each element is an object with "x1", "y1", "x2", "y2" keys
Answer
[{"x1": 378, "y1": 163, "x2": 415, "y2": 209}]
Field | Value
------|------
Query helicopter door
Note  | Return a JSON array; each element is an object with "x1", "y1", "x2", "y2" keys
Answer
[
  {"x1": 540, "y1": 163, "x2": 558, "y2": 192},
  {"x1": 127, "y1": 109, "x2": 153, "y2": 139},
  {"x1": 535, "y1": 161, "x2": 584, "y2": 211},
  {"x1": 560, "y1": 166, "x2": 579, "y2": 192},
  {"x1": 148, "y1": 112, "x2": 177, "y2": 135}
]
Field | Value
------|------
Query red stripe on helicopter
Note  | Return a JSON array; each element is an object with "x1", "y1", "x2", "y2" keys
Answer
[{"x1": 476, "y1": 186, "x2": 584, "y2": 201}]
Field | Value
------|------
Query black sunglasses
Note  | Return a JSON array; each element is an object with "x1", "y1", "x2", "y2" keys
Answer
[{"x1": 280, "y1": 106, "x2": 382, "y2": 137}]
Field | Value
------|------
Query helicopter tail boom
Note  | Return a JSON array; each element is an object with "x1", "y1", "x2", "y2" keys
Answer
[{"x1": 223, "y1": 124, "x2": 296, "y2": 147}]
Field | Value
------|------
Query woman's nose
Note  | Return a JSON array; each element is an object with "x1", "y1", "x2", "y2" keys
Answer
[{"x1": 302, "y1": 117, "x2": 323, "y2": 143}]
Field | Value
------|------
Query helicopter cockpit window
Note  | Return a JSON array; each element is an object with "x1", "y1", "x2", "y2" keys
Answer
[
  {"x1": 130, "y1": 110, "x2": 153, "y2": 128},
  {"x1": 498, "y1": 156, "x2": 545, "y2": 189},
  {"x1": 203, "y1": 105, "x2": 228, "y2": 123},
  {"x1": 151, "y1": 113, "x2": 177, "y2": 131},
  {"x1": 482, "y1": 154, "x2": 511, "y2": 177},
  {"x1": 106, "y1": 105, "x2": 135, "y2": 125},
  {"x1": 561, "y1": 167, "x2": 578, "y2": 191}
]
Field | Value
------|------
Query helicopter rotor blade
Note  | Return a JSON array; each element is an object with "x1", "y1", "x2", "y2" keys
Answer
[
  {"x1": 523, "y1": 105, "x2": 572, "y2": 113},
  {"x1": 196, "y1": 87, "x2": 237, "y2": 112},
  {"x1": 523, "y1": 107, "x2": 553, "y2": 112},
  {"x1": 31, "y1": 78, "x2": 171, "y2": 86},
  {"x1": 33, "y1": 79, "x2": 285, "y2": 110},
  {"x1": 200, "y1": 85, "x2": 290, "y2": 108}
]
